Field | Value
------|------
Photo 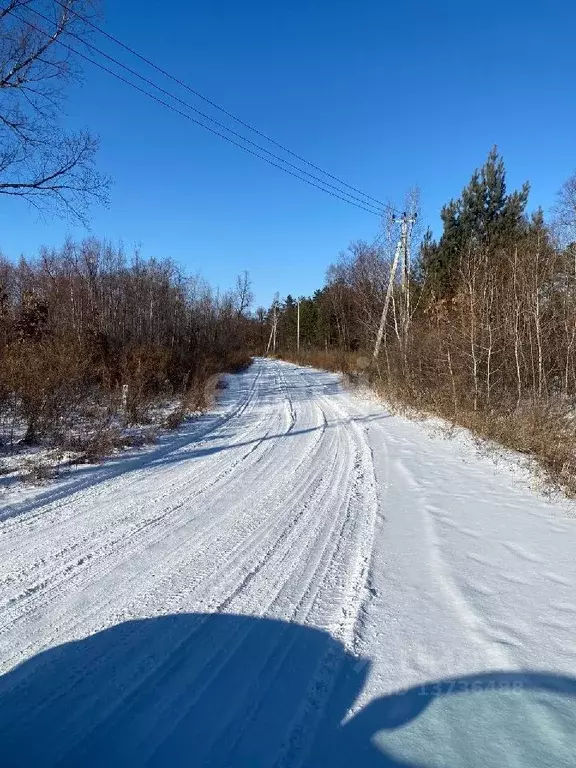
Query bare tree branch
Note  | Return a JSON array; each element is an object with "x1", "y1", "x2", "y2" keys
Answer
[
  {"x1": 554, "y1": 171, "x2": 576, "y2": 247},
  {"x1": 0, "y1": 1, "x2": 110, "y2": 223}
]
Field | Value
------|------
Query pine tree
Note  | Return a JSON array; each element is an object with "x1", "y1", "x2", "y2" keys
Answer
[{"x1": 422, "y1": 147, "x2": 529, "y2": 298}]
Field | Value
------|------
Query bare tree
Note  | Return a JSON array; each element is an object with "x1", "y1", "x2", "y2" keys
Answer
[
  {"x1": 0, "y1": 0, "x2": 110, "y2": 222},
  {"x1": 554, "y1": 171, "x2": 576, "y2": 247},
  {"x1": 234, "y1": 270, "x2": 253, "y2": 317},
  {"x1": 0, "y1": 239, "x2": 257, "y2": 446}
]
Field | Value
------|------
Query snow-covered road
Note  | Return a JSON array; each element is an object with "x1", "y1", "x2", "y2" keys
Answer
[{"x1": 1, "y1": 357, "x2": 575, "y2": 767}]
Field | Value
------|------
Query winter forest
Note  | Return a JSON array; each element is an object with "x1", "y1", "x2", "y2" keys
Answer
[
  {"x1": 2, "y1": 149, "x2": 576, "y2": 489},
  {"x1": 261, "y1": 151, "x2": 576, "y2": 491}
]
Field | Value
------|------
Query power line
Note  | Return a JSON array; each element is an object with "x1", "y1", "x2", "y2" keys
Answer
[
  {"x1": 50, "y1": 0, "x2": 389, "y2": 212},
  {"x1": 13, "y1": 11, "x2": 383, "y2": 216},
  {"x1": 368, "y1": 216, "x2": 397, "y2": 249},
  {"x1": 369, "y1": 230, "x2": 387, "y2": 248},
  {"x1": 26, "y1": 3, "x2": 383, "y2": 215}
]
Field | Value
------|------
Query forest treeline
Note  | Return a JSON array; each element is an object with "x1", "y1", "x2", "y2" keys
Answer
[
  {"x1": 266, "y1": 150, "x2": 576, "y2": 492},
  {"x1": 0, "y1": 242, "x2": 254, "y2": 456},
  {"x1": 4, "y1": 149, "x2": 576, "y2": 490}
]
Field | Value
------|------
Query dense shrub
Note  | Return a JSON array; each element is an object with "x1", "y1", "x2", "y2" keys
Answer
[{"x1": 0, "y1": 240, "x2": 254, "y2": 451}]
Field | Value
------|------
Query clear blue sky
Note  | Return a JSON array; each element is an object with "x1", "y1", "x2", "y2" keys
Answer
[{"x1": 1, "y1": 0, "x2": 574, "y2": 307}]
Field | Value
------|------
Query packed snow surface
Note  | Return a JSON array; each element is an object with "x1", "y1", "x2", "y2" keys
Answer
[{"x1": 1, "y1": 358, "x2": 575, "y2": 767}]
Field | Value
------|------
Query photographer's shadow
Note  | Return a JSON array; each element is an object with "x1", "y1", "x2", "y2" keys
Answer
[{"x1": 0, "y1": 613, "x2": 575, "y2": 767}]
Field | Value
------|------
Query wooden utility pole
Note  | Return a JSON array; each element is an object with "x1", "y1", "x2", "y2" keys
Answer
[
  {"x1": 266, "y1": 294, "x2": 280, "y2": 355},
  {"x1": 373, "y1": 236, "x2": 402, "y2": 360},
  {"x1": 373, "y1": 212, "x2": 416, "y2": 360},
  {"x1": 400, "y1": 212, "x2": 416, "y2": 343},
  {"x1": 266, "y1": 323, "x2": 274, "y2": 356}
]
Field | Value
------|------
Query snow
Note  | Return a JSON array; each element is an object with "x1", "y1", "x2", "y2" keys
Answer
[
  {"x1": 0, "y1": 398, "x2": 185, "y2": 487},
  {"x1": 0, "y1": 357, "x2": 575, "y2": 767}
]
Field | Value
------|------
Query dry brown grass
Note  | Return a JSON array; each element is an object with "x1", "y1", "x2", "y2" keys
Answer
[
  {"x1": 224, "y1": 353, "x2": 253, "y2": 373},
  {"x1": 163, "y1": 408, "x2": 186, "y2": 431},
  {"x1": 69, "y1": 428, "x2": 127, "y2": 464},
  {"x1": 279, "y1": 350, "x2": 359, "y2": 375},
  {"x1": 20, "y1": 456, "x2": 56, "y2": 484},
  {"x1": 375, "y1": 377, "x2": 576, "y2": 497},
  {"x1": 453, "y1": 404, "x2": 576, "y2": 497},
  {"x1": 280, "y1": 349, "x2": 576, "y2": 498},
  {"x1": 67, "y1": 427, "x2": 155, "y2": 465}
]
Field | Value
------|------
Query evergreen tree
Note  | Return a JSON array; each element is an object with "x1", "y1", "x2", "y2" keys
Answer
[
  {"x1": 278, "y1": 295, "x2": 297, "y2": 349},
  {"x1": 422, "y1": 147, "x2": 529, "y2": 298}
]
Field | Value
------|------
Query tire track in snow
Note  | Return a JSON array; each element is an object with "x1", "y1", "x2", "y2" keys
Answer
[
  {"x1": 271, "y1": 363, "x2": 379, "y2": 766},
  {"x1": 0, "y1": 361, "x2": 266, "y2": 558},
  {"x1": 63, "y1": 393, "x2": 372, "y2": 763},
  {"x1": 0, "y1": 367, "x2": 275, "y2": 624},
  {"x1": 0, "y1": 358, "x2": 380, "y2": 765},
  {"x1": 0, "y1": 361, "x2": 333, "y2": 667},
  {"x1": 0, "y1": 360, "x2": 265, "y2": 532}
]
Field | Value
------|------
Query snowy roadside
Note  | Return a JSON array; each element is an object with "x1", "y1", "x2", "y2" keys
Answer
[
  {"x1": 340, "y1": 372, "x2": 565, "y2": 501},
  {"x1": 0, "y1": 400, "x2": 174, "y2": 479},
  {"x1": 0, "y1": 374, "x2": 234, "y2": 520}
]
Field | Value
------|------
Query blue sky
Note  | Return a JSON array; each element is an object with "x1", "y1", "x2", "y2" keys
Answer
[{"x1": 1, "y1": 0, "x2": 574, "y2": 307}]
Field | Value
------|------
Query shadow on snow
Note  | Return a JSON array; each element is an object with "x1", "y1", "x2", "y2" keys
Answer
[{"x1": 1, "y1": 613, "x2": 575, "y2": 767}]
